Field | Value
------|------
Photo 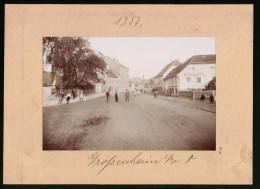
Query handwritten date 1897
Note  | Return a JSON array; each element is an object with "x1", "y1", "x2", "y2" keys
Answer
[{"x1": 113, "y1": 16, "x2": 143, "y2": 27}]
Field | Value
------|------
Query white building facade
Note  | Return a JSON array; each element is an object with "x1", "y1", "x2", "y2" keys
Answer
[
  {"x1": 179, "y1": 61, "x2": 216, "y2": 91},
  {"x1": 164, "y1": 54, "x2": 216, "y2": 96}
]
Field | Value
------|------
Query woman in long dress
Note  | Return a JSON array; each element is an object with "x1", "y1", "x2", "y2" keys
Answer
[{"x1": 115, "y1": 91, "x2": 119, "y2": 102}]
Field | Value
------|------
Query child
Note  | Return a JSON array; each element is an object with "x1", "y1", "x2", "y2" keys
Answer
[{"x1": 66, "y1": 93, "x2": 71, "y2": 104}]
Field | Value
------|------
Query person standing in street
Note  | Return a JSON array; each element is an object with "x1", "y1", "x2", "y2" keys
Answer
[
  {"x1": 71, "y1": 89, "x2": 75, "y2": 99},
  {"x1": 210, "y1": 93, "x2": 214, "y2": 104},
  {"x1": 59, "y1": 90, "x2": 64, "y2": 104},
  {"x1": 125, "y1": 89, "x2": 129, "y2": 102},
  {"x1": 79, "y1": 90, "x2": 84, "y2": 102},
  {"x1": 106, "y1": 91, "x2": 110, "y2": 102},
  {"x1": 66, "y1": 93, "x2": 72, "y2": 104},
  {"x1": 154, "y1": 89, "x2": 158, "y2": 98},
  {"x1": 115, "y1": 90, "x2": 119, "y2": 102}
]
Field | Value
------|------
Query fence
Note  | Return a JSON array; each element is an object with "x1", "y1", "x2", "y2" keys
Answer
[
  {"x1": 179, "y1": 91, "x2": 194, "y2": 99},
  {"x1": 178, "y1": 90, "x2": 216, "y2": 100},
  {"x1": 193, "y1": 90, "x2": 216, "y2": 100}
]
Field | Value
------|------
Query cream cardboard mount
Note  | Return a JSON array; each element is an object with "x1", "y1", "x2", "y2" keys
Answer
[{"x1": 4, "y1": 5, "x2": 253, "y2": 184}]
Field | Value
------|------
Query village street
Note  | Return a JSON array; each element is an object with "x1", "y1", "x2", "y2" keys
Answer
[{"x1": 43, "y1": 93, "x2": 216, "y2": 151}]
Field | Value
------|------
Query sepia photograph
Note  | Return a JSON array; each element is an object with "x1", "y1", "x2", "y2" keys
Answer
[{"x1": 42, "y1": 37, "x2": 216, "y2": 151}]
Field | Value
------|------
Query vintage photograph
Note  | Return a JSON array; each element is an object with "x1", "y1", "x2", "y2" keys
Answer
[{"x1": 43, "y1": 37, "x2": 216, "y2": 151}]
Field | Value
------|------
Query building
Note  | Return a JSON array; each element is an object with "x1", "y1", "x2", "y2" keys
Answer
[
  {"x1": 154, "y1": 60, "x2": 181, "y2": 94},
  {"x1": 163, "y1": 54, "x2": 216, "y2": 96},
  {"x1": 205, "y1": 77, "x2": 216, "y2": 90},
  {"x1": 100, "y1": 54, "x2": 129, "y2": 92},
  {"x1": 106, "y1": 69, "x2": 119, "y2": 91},
  {"x1": 129, "y1": 77, "x2": 143, "y2": 90}
]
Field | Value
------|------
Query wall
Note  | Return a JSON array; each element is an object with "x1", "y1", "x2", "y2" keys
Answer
[
  {"x1": 179, "y1": 91, "x2": 193, "y2": 99},
  {"x1": 179, "y1": 63, "x2": 216, "y2": 91}
]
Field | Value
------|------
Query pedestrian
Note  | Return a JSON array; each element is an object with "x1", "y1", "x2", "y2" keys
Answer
[
  {"x1": 59, "y1": 90, "x2": 64, "y2": 104},
  {"x1": 134, "y1": 89, "x2": 137, "y2": 97},
  {"x1": 200, "y1": 94, "x2": 205, "y2": 101},
  {"x1": 66, "y1": 93, "x2": 72, "y2": 104},
  {"x1": 115, "y1": 91, "x2": 119, "y2": 102},
  {"x1": 72, "y1": 89, "x2": 77, "y2": 99},
  {"x1": 125, "y1": 89, "x2": 129, "y2": 102},
  {"x1": 155, "y1": 89, "x2": 158, "y2": 98},
  {"x1": 79, "y1": 90, "x2": 84, "y2": 102},
  {"x1": 210, "y1": 93, "x2": 214, "y2": 104},
  {"x1": 106, "y1": 91, "x2": 110, "y2": 102}
]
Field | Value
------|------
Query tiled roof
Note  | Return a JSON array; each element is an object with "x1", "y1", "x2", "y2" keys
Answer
[
  {"x1": 163, "y1": 54, "x2": 216, "y2": 80},
  {"x1": 101, "y1": 54, "x2": 128, "y2": 70},
  {"x1": 207, "y1": 77, "x2": 216, "y2": 86},
  {"x1": 154, "y1": 60, "x2": 181, "y2": 78},
  {"x1": 129, "y1": 77, "x2": 142, "y2": 84},
  {"x1": 190, "y1": 54, "x2": 216, "y2": 64},
  {"x1": 163, "y1": 58, "x2": 192, "y2": 80}
]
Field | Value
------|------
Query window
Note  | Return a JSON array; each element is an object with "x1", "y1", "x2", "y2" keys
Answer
[
  {"x1": 186, "y1": 77, "x2": 191, "y2": 83},
  {"x1": 196, "y1": 77, "x2": 201, "y2": 83}
]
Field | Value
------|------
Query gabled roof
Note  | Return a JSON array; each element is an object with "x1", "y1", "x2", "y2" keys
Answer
[
  {"x1": 206, "y1": 77, "x2": 216, "y2": 86},
  {"x1": 154, "y1": 60, "x2": 181, "y2": 78},
  {"x1": 163, "y1": 54, "x2": 216, "y2": 80},
  {"x1": 163, "y1": 58, "x2": 192, "y2": 80},
  {"x1": 190, "y1": 54, "x2": 216, "y2": 64},
  {"x1": 107, "y1": 69, "x2": 118, "y2": 78},
  {"x1": 129, "y1": 77, "x2": 142, "y2": 84},
  {"x1": 101, "y1": 54, "x2": 128, "y2": 70}
]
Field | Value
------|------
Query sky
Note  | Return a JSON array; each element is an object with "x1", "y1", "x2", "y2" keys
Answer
[{"x1": 88, "y1": 37, "x2": 215, "y2": 79}]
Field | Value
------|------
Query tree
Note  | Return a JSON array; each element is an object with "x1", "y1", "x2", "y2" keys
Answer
[{"x1": 43, "y1": 37, "x2": 106, "y2": 89}]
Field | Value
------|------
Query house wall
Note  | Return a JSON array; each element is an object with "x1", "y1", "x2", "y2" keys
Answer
[
  {"x1": 118, "y1": 66, "x2": 129, "y2": 91},
  {"x1": 178, "y1": 63, "x2": 216, "y2": 91},
  {"x1": 164, "y1": 76, "x2": 179, "y2": 96},
  {"x1": 107, "y1": 76, "x2": 119, "y2": 91}
]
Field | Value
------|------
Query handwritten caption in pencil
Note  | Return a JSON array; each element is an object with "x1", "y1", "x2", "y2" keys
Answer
[
  {"x1": 113, "y1": 16, "x2": 143, "y2": 27},
  {"x1": 88, "y1": 152, "x2": 196, "y2": 175}
]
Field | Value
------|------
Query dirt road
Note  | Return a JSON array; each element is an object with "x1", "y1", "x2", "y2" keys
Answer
[{"x1": 43, "y1": 92, "x2": 216, "y2": 150}]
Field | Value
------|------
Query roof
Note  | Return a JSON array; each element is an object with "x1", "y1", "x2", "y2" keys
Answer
[
  {"x1": 207, "y1": 77, "x2": 216, "y2": 86},
  {"x1": 163, "y1": 54, "x2": 216, "y2": 80},
  {"x1": 154, "y1": 59, "x2": 181, "y2": 78},
  {"x1": 163, "y1": 58, "x2": 192, "y2": 80},
  {"x1": 101, "y1": 54, "x2": 128, "y2": 70},
  {"x1": 107, "y1": 69, "x2": 118, "y2": 78},
  {"x1": 190, "y1": 54, "x2": 216, "y2": 64},
  {"x1": 129, "y1": 77, "x2": 142, "y2": 84}
]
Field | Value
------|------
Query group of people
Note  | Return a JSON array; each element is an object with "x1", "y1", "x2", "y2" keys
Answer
[
  {"x1": 59, "y1": 89, "x2": 84, "y2": 104},
  {"x1": 200, "y1": 93, "x2": 216, "y2": 104},
  {"x1": 106, "y1": 89, "x2": 130, "y2": 103}
]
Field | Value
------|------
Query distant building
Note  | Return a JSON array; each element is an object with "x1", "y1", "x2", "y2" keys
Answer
[
  {"x1": 129, "y1": 77, "x2": 143, "y2": 89},
  {"x1": 100, "y1": 54, "x2": 129, "y2": 92},
  {"x1": 106, "y1": 69, "x2": 119, "y2": 91},
  {"x1": 163, "y1": 54, "x2": 216, "y2": 96},
  {"x1": 154, "y1": 59, "x2": 181, "y2": 94}
]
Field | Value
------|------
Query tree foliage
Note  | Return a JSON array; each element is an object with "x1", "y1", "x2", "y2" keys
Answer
[{"x1": 43, "y1": 37, "x2": 106, "y2": 89}]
